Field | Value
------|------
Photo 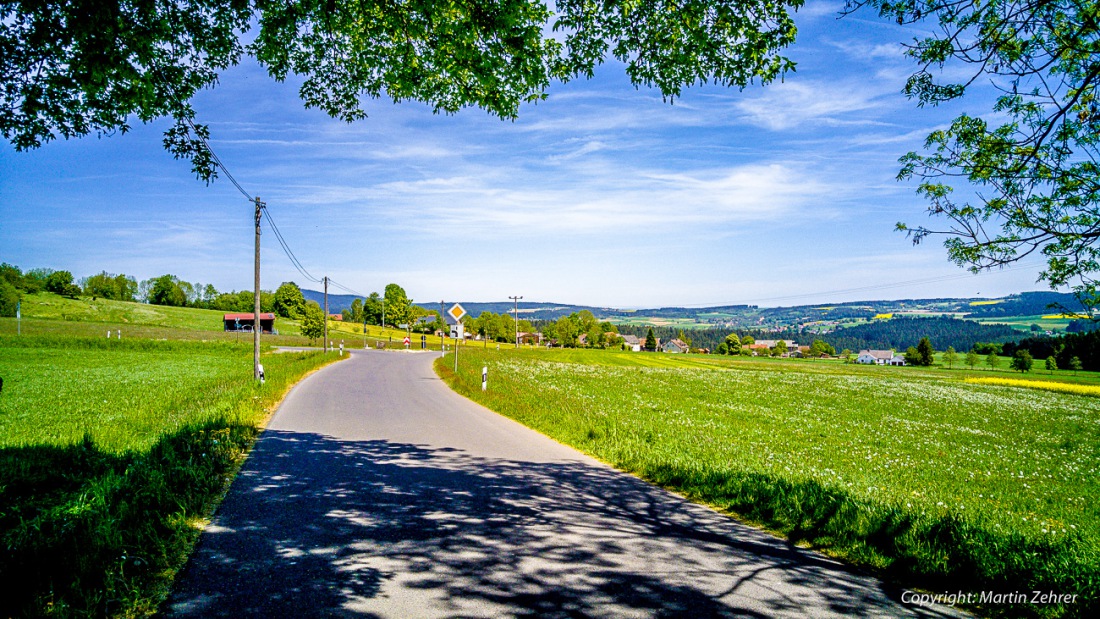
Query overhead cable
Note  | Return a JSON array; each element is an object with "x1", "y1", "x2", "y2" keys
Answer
[{"x1": 261, "y1": 206, "x2": 324, "y2": 284}]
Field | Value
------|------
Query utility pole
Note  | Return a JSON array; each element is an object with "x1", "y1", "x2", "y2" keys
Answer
[
  {"x1": 509, "y1": 295, "x2": 523, "y2": 348},
  {"x1": 323, "y1": 276, "x2": 329, "y2": 353},
  {"x1": 253, "y1": 197, "x2": 263, "y2": 381}
]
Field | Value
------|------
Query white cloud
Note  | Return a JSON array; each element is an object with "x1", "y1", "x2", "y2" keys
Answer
[
  {"x1": 277, "y1": 161, "x2": 844, "y2": 235},
  {"x1": 545, "y1": 139, "x2": 609, "y2": 161},
  {"x1": 797, "y1": 1, "x2": 846, "y2": 21},
  {"x1": 824, "y1": 38, "x2": 909, "y2": 62},
  {"x1": 732, "y1": 80, "x2": 892, "y2": 130}
]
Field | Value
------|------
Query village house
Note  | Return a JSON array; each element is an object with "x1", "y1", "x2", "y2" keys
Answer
[
  {"x1": 663, "y1": 338, "x2": 690, "y2": 354},
  {"x1": 856, "y1": 350, "x2": 906, "y2": 365},
  {"x1": 748, "y1": 339, "x2": 798, "y2": 356},
  {"x1": 788, "y1": 345, "x2": 812, "y2": 358},
  {"x1": 517, "y1": 332, "x2": 542, "y2": 345},
  {"x1": 620, "y1": 334, "x2": 642, "y2": 352}
]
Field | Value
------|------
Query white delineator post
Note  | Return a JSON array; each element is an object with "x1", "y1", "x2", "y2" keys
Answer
[{"x1": 482, "y1": 366, "x2": 488, "y2": 391}]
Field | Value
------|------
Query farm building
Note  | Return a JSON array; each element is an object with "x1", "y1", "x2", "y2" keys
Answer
[
  {"x1": 223, "y1": 313, "x2": 276, "y2": 334},
  {"x1": 663, "y1": 339, "x2": 690, "y2": 354},
  {"x1": 621, "y1": 334, "x2": 642, "y2": 352},
  {"x1": 747, "y1": 340, "x2": 798, "y2": 356},
  {"x1": 856, "y1": 350, "x2": 906, "y2": 365},
  {"x1": 517, "y1": 332, "x2": 542, "y2": 345}
]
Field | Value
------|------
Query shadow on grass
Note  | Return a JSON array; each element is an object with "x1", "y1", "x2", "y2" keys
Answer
[
  {"x1": 639, "y1": 465, "x2": 1098, "y2": 619},
  {"x1": 0, "y1": 422, "x2": 258, "y2": 617},
  {"x1": 164, "y1": 431, "x2": 962, "y2": 618}
]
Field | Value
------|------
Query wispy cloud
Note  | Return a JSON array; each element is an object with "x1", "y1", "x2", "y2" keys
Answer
[
  {"x1": 545, "y1": 139, "x2": 610, "y2": 161},
  {"x1": 276, "y1": 160, "x2": 844, "y2": 235},
  {"x1": 732, "y1": 80, "x2": 892, "y2": 130},
  {"x1": 824, "y1": 38, "x2": 909, "y2": 62},
  {"x1": 799, "y1": 1, "x2": 846, "y2": 19}
]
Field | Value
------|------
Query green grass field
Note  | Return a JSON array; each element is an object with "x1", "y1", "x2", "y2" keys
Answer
[
  {"x1": 5, "y1": 292, "x2": 311, "y2": 340},
  {"x1": 0, "y1": 332, "x2": 338, "y2": 617},
  {"x1": 439, "y1": 348, "x2": 1099, "y2": 618},
  {"x1": 973, "y1": 314, "x2": 1074, "y2": 333}
]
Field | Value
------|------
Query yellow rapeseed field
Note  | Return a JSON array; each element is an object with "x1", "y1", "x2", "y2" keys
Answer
[{"x1": 965, "y1": 376, "x2": 1100, "y2": 397}]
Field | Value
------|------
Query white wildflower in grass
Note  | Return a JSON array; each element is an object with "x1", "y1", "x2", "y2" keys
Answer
[{"x1": 457, "y1": 349, "x2": 1100, "y2": 543}]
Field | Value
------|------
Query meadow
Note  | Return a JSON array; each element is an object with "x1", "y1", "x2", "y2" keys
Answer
[
  {"x1": 973, "y1": 313, "x2": 1074, "y2": 333},
  {"x1": 439, "y1": 348, "x2": 1100, "y2": 618},
  {"x1": 0, "y1": 334, "x2": 337, "y2": 617}
]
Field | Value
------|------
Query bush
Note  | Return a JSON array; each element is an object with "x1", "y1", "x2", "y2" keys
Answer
[{"x1": 0, "y1": 278, "x2": 20, "y2": 317}]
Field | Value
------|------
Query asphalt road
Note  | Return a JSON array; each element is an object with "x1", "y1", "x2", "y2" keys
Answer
[{"x1": 165, "y1": 349, "x2": 963, "y2": 618}]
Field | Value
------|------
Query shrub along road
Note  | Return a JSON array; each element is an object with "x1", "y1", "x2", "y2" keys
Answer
[{"x1": 164, "y1": 349, "x2": 962, "y2": 618}]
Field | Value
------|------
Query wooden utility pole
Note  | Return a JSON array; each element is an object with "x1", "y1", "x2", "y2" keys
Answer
[
  {"x1": 253, "y1": 197, "x2": 263, "y2": 381},
  {"x1": 509, "y1": 295, "x2": 523, "y2": 348},
  {"x1": 323, "y1": 276, "x2": 329, "y2": 353}
]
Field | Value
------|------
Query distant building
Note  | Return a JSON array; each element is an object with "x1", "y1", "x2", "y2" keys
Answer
[
  {"x1": 517, "y1": 332, "x2": 542, "y2": 345},
  {"x1": 621, "y1": 334, "x2": 642, "y2": 352},
  {"x1": 789, "y1": 345, "x2": 812, "y2": 358},
  {"x1": 223, "y1": 313, "x2": 276, "y2": 334},
  {"x1": 663, "y1": 338, "x2": 690, "y2": 354},
  {"x1": 328, "y1": 313, "x2": 343, "y2": 321},
  {"x1": 857, "y1": 350, "x2": 906, "y2": 365},
  {"x1": 748, "y1": 339, "x2": 798, "y2": 356}
]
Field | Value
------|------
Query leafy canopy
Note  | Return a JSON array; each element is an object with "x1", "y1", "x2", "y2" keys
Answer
[
  {"x1": 852, "y1": 1, "x2": 1100, "y2": 310},
  {"x1": 2, "y1": 0, "x2": 803, "y2": 179}
]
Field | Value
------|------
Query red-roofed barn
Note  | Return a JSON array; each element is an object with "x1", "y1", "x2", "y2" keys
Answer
[{"x1": 223, "y1": 313, "x2": 276, "y2": 334}]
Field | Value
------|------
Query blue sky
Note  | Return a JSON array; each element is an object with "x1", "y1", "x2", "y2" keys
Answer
[{"x1": 0, "y1": 2, "x2": 1052, "y2": 308}]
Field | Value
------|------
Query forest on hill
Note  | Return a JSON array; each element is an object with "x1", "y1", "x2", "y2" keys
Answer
[{"x1": 617, "y1": 317, "x2": 1020, "y2": 356}]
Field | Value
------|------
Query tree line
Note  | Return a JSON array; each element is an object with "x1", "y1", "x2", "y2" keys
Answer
[
  {"x1": 532, "y1": 311, "x2": 622, "y2": 348},
  {"x1": 0, "y1": 264, "x2": 426, "y2": 335},
  {"x1": 0, "y1": 263, "x2": 277, "y2": 314}
]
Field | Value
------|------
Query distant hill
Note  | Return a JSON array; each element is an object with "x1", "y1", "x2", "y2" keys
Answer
[
  {"x1": 820, "y1": 317, "x2": 1020, "y2": 353},
  {"x1": 618, "y1": 317, "x2": 1021, "y2": 353},
  {"x1": 301, "y1": 289, "x2": 612, "y2": 319},
  {"x1": 302, "y1": 288, "x2": 1087, "y2": 330},
  {"x1": 963, "y1": 291, "x2": 1081, "y2": 316}
]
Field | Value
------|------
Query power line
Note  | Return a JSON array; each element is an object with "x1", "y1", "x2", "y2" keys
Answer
[
  {"x1": 153, "y1": 67, "x2": 253, "y2": 203},
  {"x1": 328, "y1": 278, "x2": 368, "y2": 298},
  {"x1": 261, "y1": 206, "x2": 323, "y2": 284},
  {"x1": 159, "y1": 75, "x2": 335, "y2": 291}
]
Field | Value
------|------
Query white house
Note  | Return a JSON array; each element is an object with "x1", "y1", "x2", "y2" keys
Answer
[
  {"x1": 663, "y1": 338, "x2": 690, "y2": 354},
  {"x1": 621, "y1": 334, "x2": 642, "y2": 352},
  {"x1": 856, "y1": 350, "x2": 906, "y2": 365}
]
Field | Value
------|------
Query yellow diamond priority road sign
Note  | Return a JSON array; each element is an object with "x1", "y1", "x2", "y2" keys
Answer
[{"x1": 447, "y1": 303, "x2": 467, "y2": 324}]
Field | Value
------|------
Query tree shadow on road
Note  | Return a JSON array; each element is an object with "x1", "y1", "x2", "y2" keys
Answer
[{"x1": 163, "y1": 431, "x2": 959, "y2": 618}]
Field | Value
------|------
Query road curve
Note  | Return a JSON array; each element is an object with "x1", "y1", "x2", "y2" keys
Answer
[{"x1": 165, "y1": 349, "x2": 961, "y2": 618}]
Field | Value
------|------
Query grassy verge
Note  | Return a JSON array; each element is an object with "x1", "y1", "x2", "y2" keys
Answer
[
  {"x1": 0, "y1": 335, "x2": 338, "y2": 617},
  {"x1": 437, "y1": 348, "x2": 1099, "y2": 618}
]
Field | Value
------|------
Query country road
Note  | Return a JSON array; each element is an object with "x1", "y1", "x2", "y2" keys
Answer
[{"x1": 165, "y1": 349, "x2": 963, "y2": 618}]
